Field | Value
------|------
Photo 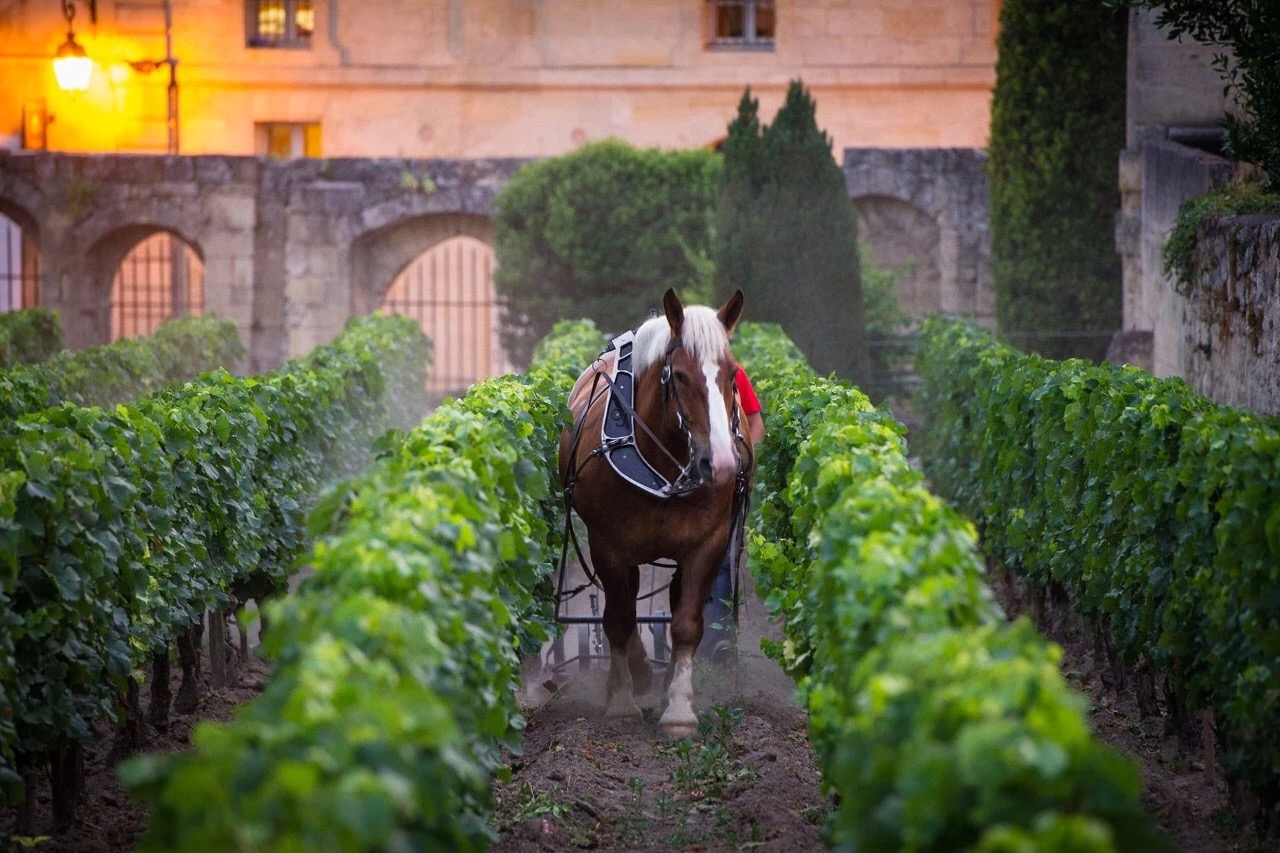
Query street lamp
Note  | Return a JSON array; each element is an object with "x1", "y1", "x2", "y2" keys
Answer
[
  {"x1": 50, "y1": 0, "x2": 180, "y2": 154},
  {"x1": 52, "y1": 1, "x2": 96, "y2": 92}
]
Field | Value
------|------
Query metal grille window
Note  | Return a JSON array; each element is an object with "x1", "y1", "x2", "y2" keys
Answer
[
  {"x1": 380, "y1": 236, "x2": 512, "y2": 400},
  {"x1": 0, "y1": 214, "x2": 40, "y2": 312},
  {"x1": 707, "y1": 0, "x2": 775, "y2": 49},
  {"x1": 111, "y1": 233, "x2": 205, "y2": 341},
  {"x1": 246, "y1": 0, "x2": 314, "y2": 48}
]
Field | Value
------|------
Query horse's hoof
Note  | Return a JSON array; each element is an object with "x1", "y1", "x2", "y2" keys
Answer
[
  {"x1": 659, "y1": 720, "x2": 698, "y2": 739},
  {"x1": 605, "y1": 697, "x2": 643, "y2": 720}
]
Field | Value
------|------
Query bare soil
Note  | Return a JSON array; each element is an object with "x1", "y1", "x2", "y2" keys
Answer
[
  {"x1": 493, "y1": 569, "x2": 830, "y2": 851},
  {"x1": 3, "y1": 653, "x2": 271, "y2": 852}
]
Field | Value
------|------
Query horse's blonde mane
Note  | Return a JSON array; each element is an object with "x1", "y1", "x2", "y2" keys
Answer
[{"x1": 632, "y1": 306, "x2": 731, "y2": 373}]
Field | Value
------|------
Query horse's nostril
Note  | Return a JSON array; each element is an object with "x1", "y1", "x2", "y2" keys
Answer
[{"x1": 697, "y1": 456, "x2": 714, "y2": 480}]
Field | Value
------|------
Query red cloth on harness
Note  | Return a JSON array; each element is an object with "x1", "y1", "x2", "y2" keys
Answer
[{"x1": 734, "y1": 367, "x2": 761, "y2": 416}]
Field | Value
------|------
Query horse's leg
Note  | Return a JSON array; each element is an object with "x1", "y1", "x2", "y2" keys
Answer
[
  {"x1": 626, "y1": 564, "x2": 653, "y2": 694},
  {"x1": 595, "y1": 548, "x2": 644, "y2": 720},
  {"x1": 663, "y1": 566, "x2": 684, "y2": 691},
  {"x1": 659, "y1": 544, "x2": 722, "y2": 735}
]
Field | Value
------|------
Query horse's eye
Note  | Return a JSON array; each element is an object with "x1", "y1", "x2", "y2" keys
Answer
[{"x1": 674, "y1": 371, "x2": 691, "y2": 386}]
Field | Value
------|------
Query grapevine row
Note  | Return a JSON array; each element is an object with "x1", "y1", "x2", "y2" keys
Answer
[
  {"x1": 1, "y1": 314, "x2": 244, "y2": 420},
  {"x1": 123, "y1": 320, "x2": 602, "y2": 850},
  {"x1": 916, "y1": 316, "x2": 1280, "y2": 819},
  {"x1": 0, "y1": 307, "x2": 61, "y2": 370},
  {"x1": 0, "y1": 315, "x2": 429, "y2": 818},
  {"x1": 735, "y1": 322, "x2": 1162, "y2": 850}
]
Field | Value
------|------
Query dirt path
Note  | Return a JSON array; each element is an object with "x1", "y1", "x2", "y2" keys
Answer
[{"x1": 493, "y1": 570, "x2": 830, "y2": 851}]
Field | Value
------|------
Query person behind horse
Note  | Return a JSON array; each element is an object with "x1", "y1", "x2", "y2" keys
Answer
[{"x1": 565, "y1": 322, "x2": 765, "y2": 665}]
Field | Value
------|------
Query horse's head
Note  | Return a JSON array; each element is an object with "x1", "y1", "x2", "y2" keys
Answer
[{"x1": 634, "y1": 288, "x2": 746, "y2": 492}]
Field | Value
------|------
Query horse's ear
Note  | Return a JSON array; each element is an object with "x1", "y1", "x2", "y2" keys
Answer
[
  {"x1": 717, "y1": 289, "x2": 745, "y2": 336},
  {"x1": 662, "y1": 288, "x2": 684, "y2": 337}
]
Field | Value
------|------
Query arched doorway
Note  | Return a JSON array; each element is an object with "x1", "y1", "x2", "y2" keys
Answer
[
  {"x1": 110, "y1": 232, "x2": 205, "y2": 340},
  {"x1": 0, "y1": 210, "x2": 40, "y2": 313},
  {"x1": 380, "y1": 235, "x2": 511, "y2": 399},
  {"x1": 853, "y1": 196, "x2": 942, "y2": 321}
]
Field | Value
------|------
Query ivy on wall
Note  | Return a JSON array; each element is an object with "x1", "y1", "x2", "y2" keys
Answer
[{"x1": 988, "y1": 0, "x2": 1127, "y2": 360}]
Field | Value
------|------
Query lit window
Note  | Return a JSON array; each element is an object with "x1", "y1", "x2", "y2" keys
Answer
[
  {"x1": 256, "y1": 122, "x2": 322, "y2": 159},
  {"x1": 707, "y1": 0, "x2": 774, "y2": 49},
  {"x1": 246, "y1": 0, "x2": 313, "y2": 48}
]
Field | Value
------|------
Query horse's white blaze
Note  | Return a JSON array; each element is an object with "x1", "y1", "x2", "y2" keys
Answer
[
  {"x1": 701, "y1": 358, "x2": 737, "y2": 485},
  {"x1": 659, "y1": 649, "x2": 697, "y2": 729}
]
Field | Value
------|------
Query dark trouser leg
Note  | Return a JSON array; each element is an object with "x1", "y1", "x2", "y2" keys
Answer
[{"x1": 699, "y1": 544, "x2": 735, "y2": 661}]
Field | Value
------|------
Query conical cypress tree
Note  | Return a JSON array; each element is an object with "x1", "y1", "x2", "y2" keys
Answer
[
  {"x1": 714, "y1": 90, "x2": 768, "y2": 318},
  {"x1": 714, "y1": 82, "x2": 869, "y2": 382}
]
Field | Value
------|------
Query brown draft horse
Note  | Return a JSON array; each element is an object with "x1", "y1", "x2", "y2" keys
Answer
[{"x1": 560, "y1": 288, "x2": 753, "y2": 735}]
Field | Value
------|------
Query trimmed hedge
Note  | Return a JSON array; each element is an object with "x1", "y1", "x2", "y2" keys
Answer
[
  {"x1": 1, "y1": 315, "x2": 245, "y2": 420},
  {"x1": 735, "y1": 322, "x2": 1163, "y2": 850},
  {"x1": 0, "y1": 315, "x2": 428, "y2": 804},
  {"x1": 0, "y1": 308, "x2": 62, "y2": 370},
  {"x1": 988, "y1": 0, "x2": 1126, "y2": 360},
  {"x1": 917, "y1": 316, "x2": 1280, "y2": 815},
  {"x1": 122, "y1": 322, "x2": 589, "y2": 850},
  {"x1": 493, "y1": 139, "x2": 722, "y2": 366}
]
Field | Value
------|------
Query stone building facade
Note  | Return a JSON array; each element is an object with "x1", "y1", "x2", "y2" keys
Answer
[
  {"x1": 1116, "y1": 5, "x2": 1234, "y2": 376},
  {"x1": 1, "y1": 1, "x2": 998, "y2": 157}
]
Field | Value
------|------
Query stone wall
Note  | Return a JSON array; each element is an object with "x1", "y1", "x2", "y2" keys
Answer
[
  {"x1": 844, "y1": 147, "x2": 992, "y2": 325},
  {"x1": 1124, "y1": 7, "x2": 1233, "y2": 149},
  {"x1": 1116, "y1": 137, "x2": 1237, "y2": 376},
  {"x1": 1180, "y1": 215, "x2": 1280, "y2": 414},
  {"x1": 0, "y1": 151, "x2": 524, "y2": 370},
  {"x1": 2, "y1": 148, "x2": 991, "y2": 375}
]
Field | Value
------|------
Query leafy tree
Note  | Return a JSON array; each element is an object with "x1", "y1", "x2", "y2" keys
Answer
[
  {"x1": 713, "y1": 83, "x2": 870, "y2": 383},
  {"x1": 492, "y1": 139, "x2": 721, "y2": 365},
  {"x1": 989, "y1": 0, "x2": 1127, "y2": 360},
  {"x1": 1128, "y1": 0, "x2": 1280, "y2": 188}
]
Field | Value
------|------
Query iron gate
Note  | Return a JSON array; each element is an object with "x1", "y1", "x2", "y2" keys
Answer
[
  {"x1": 110, "y1": 232, "x2": 205, "y2": 340},
  {"x1": 380, "y1": 235, "x2": 511, "y2": 399},
  {"x1": 0, "y1": 214, "x2": 40, "y2": 313}
]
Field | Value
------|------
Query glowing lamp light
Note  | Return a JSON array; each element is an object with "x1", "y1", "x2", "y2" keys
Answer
[{"x1": 53, "y1": 31, "x2": 93, "y2": 92}]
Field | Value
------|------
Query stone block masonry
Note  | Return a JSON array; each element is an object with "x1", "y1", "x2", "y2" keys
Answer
[{"x1": 1183, "y1": 215, "x2": 1280, "y2": 415}]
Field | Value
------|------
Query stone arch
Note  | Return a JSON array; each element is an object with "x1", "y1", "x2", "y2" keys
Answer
[
  {"x1": 0, "y1": 167, "x2": 47, "y2": 233},
  {"x1": 84, "y1": 224, "x2": 206, "y2": 344},
  {"x1": 843, "y1": 148, "x2": 992, "y2": 324},
  {"x1": 852, "y1": 195, "x2": 942, "y2": 322},
  {"x1": 351, "y1": 213, "x2": 501, "y2": 396},
  {"x1": 349, "y1": 212, "x2": 493, "y2": 315}
]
